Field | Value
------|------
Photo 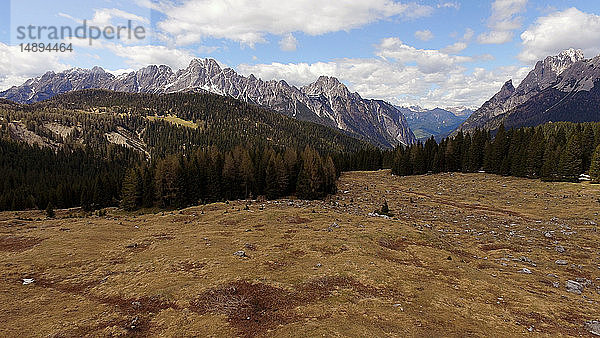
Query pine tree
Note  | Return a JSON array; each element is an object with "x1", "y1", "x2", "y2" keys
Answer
[
  {"x1": 526, "y1": 128, "x2": 545, "y2": 178},
  {"x1": 541, "y1": 137, "x2": 561, "y2": 182},
  {"x1": 491, "y1": 124, "x2": 508, "y2": 174},
  {"x1": 265, "y1": 153, "x2": 284, "y2": 199},
  {"x1": 589, "y1": 145, "x2": 600, "y2": 183},
  {"x1": 296, "y1": 146, "x2": 325, "y2": 200},
  {"x1": 121, "y1": 168, "x2": 141, "y2": 211},
  {"x1": 559, "y1": 130, "x2": 583, "y2": 182},
  {"x1": 582, "y1": 124, "x2": 596, "y2": 169},
  {"x1": 46, "y1": 201, "x2": 55, "y2": 218},
  {"x1": 323, "y1": 156, "x2": 337, "y2": 194}
]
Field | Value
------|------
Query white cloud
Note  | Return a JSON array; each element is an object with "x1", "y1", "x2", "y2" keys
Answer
[
  {"x1": 442, "y1": 42, "x2": 467, "y2": 54},
  {"x1": 463, "y1": 28, "x2": 475, "y2": 41},
  {"x1": 0, "y1": 43, "x2": 72, "y2": 90},
  {"x1": 478, "y1": 0, "x2": 527, "y2": 45},
  {"x1": 106, "y1": 45, "x2": 197, "y2": 70},
  {"x1": 279, "y1": 33, "x2": 298, "y2": 51},
  {"x1": 89, "y1": 8, "x2": 149, "y2": 26},
  {"x1": 415, "y1": 30, "x2": 434, "y2": 41},
  {"x1": 238, "y1": 58, "x2": 530, "y2": 108},
  {"x1": 146, "y1": 0, "x2": 434, "y2": 46},
  {"x1": 477, "y1": 30, "x2": 514, "y2": 44},
  {"x1": 237, "y1": 39, "x2": 526, "y2": 109},
  {"x1": 376, "y1": 37, "x2": 472, "y2": 73},
  {"x1": 519, "y1": 8, "x2": 600, "y2": 63},
  {"x1": 59, "y1": 8, "x2": 149, "y2": 27},
  {"x1": 437, "y1": 2, "x2": 460, "y2": 10}
]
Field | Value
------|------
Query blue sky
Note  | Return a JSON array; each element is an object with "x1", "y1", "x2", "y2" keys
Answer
[{"x1": 2, "y1": 0, "x2": 600, "y2": 108}]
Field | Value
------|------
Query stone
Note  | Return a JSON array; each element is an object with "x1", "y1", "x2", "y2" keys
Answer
[
  {"x1": 585, "y1": 321, "x2": 600, "y2": 336},
  {"x1": 233, "y1": 250, "x2": 247, "y2": 257},
  {"x1": 519, "y1": 268, "x2": 532, "y2": 274},
  {"x1": 555, "y1": 260, "x2": 568, "y2": 265},
  {"x1": 566, "y1": 280, "x2": 583, "y2": 294},
  {"x1": 22, "y1": 278, "x2": 34, "y2": 285},
  {"x1": 555, "y1": 245, "x2": 565, "y2": 253}
]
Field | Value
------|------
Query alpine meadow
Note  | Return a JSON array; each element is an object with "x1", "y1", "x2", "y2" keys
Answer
[{"x1": 2, "y1": 1, "x2": 600, "y2": 337}]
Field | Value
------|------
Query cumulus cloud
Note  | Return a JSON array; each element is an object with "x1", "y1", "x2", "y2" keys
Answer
[
  {"x1": 106, "y1": 44, "x2": 197, "y2": 70},
  {"x1": 376, "y1": 37, "x2": 472, "y2": 73},
  {"x1": 478, "y1": 0, "x2": 527, "y2": 44},
  {"x1": 279, "y1": 33, "x2": 298, "y2": 51},
  {"x1": 238, "y1": 58, "x2": 529, "y2": 108},
  {"x1": 145, "y1": 0, "x2": 434, "y2": 46},
  {"x1": 0, "y1": 43, "x2": 72, "y2": 90},
  {"x1": 237, "y1": 39, "x2": 528, "y2": 108},
  {"x1": 415, "y1": 30, "x2": 434, "y2": 41},
  {"x1": 442, "y1": 42, "x2": 467, "y2": 54},
  {"x1": 519, "y1": 8, "x2": 600, "y2": 63}
]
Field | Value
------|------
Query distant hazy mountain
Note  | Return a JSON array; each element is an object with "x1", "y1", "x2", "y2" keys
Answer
[
  {"x1": 399, "y1": 106, "x2": 471, "y2": 140},
  {"x1": 0, "y1": 59, "x2": 415, "y2": 147},
  {"x1": 456, "y1": 49, "x2": 600, "y2": 133}
]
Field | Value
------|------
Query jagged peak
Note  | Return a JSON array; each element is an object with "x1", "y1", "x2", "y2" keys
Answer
[
  {"x1": 189, "y1": 58, "x2": 221, "y2": 69},
  {"x1": 542, "y1": 48, "x2": 585, "y2": 75},
  {"x1": 90, "y1": 66, "x2": 106, "y2": 73},
  {"x1": 303, "y1": 75, "x2": 350, "y2": 96},
  {"x1": 557, "y1": 48, "x2": 585, "y2": 62},
  {"x1": 501, "y1": 79, "x2": 515, "y2": 91}
]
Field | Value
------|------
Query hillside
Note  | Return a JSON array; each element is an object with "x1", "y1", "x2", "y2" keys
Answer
[
  {"x1": 1, "y1": 171, "x2": 599, "y2": 336},
  {"x1": 3, "y1": 89, "x2": 372, "y2": 156},
  {"x1": 0, "y1": 60, "x2": 416, "y2": 147},
  {"x1": 0, "y1": 89, "x2": 379, "y2": 211}
]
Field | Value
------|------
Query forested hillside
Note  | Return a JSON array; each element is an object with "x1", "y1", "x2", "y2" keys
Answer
[
  {"x1": 0, "y1": 90, "x2": 385, "y2": 211},
  {"x1": 392, "y1": 122, "x2": 600, "y2": 183}
]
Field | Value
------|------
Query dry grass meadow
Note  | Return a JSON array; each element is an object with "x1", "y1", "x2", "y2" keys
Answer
[{"x1": 1, "y1": 170, "x2": 599, "y2": 337}]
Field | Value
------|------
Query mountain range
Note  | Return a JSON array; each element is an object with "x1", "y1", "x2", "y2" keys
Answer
[
  {"x1": 399, "y1": 106, "x2": 472, "y2": 140},
  {"x1": 457, "y1": 49, "x2": 600, "y2": 133},
  {"x1": 0, "y1": 59, "x2": 415, "y2": 147}
]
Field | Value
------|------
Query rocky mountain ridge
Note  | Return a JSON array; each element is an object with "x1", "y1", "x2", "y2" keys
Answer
[
  {"x1": 457, "y1": 49, "x2": 600, "y2": 132},
  {"x1": 0, "y1": 59, "x2": 415, "y2": 147}
]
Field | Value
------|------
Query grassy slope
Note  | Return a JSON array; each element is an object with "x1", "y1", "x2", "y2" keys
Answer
[{"x1": 1, "y1": 171, "x2": 599, "y2": 336}]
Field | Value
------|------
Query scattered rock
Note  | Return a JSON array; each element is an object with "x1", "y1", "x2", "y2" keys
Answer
[
  {"x1": 566, "y1": 280, "x2": 583, "y2": 294},
  {"x1": 519, "y1": 268, "x2": 532, "y2": 274},
  {"x1": 22, "y1": 278, "x2": 34, "y2": 285},
  {"x1": 326, "y1": 222, "x2": 340, "y2": 231},
  {"x1": 233, "y1": 250, "x2": 247, "y2": 258},
  {"x1": 555, "y1": 245, "x2": 565, "y2": 253},
  {"x1": 585, "y1": 321, "x2": 600, "y2": 336},
  {"x1": 555, "y1": 260, "x2": 568, "y2": 265},
  {"x1": 129, "y1": 316, "x2": 139, "y2": 330}
]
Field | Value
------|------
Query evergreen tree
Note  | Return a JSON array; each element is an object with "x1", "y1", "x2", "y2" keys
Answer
[
  {"x1": 296, "y1": 146, "x2": 325, "y2": 199},
  {"x1": 46, "y1": 201, "x2": 55, "y2": 218},
  {"x1": 121, "y1": 168, "x2": 141, "y2": 211},
  {"x1": 559, "y1": 130, "x2": 583, "y2": 182},
  {"x1": 589, "y1": 145, "x2": 600, "y2": 183}
]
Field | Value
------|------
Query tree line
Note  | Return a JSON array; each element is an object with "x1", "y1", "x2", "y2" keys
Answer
[
  {"x1": 120, "y1": 144, "x2": 337, "y2": 210},
  {"x1": 392, "y1": 122, "x2": 600, "y2": 183}
]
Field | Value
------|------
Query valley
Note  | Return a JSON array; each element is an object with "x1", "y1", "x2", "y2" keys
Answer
[{"x1": 1, "y1": 171, "x2": 599, "y2": 337}]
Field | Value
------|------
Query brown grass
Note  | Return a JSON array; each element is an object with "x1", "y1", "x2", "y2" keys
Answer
[{"x1": 1, "y1": 170, "x2": 600, "y2": 337}]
